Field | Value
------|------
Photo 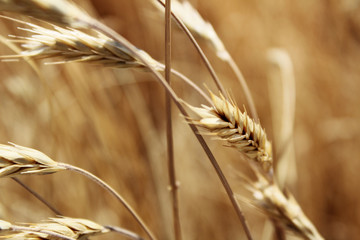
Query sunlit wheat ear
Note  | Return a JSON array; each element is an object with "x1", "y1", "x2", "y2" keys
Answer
[
  {"x1": 0, "y1": 17, "x2": 161, "y2": 70},
  {"x1": 236, "y1": 173, "x2": 324, "y2": 240},
  {"x1": 0, "y1": 0, "x2": 91, "y2": 28},
  {"x1": 154, "y1": 0, "x2": 228, "y2": 60},
  {"x1": 185, "y1": 91, "x2": 272, "y2": 173},
  {"x1": 1, "y1": 217, "x2": 110, "y2": 240},
  {"x1": 0, "y1": 143, "x2": 65, "y2": 177}
]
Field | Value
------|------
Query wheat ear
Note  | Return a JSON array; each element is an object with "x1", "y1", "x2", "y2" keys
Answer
[
  {"x1": 0, "y1": 143, "x2": 65, "y2": 177},
  {"x1": 185, "y1": 91, "x2": 272, "y2": 173},
  {"x1": 186, "y1": 92, "x2": 324, "y2": 240},
  {"x1": 236, "y1": 172, "x2": 324, "y2": 240},
  {"x1": 0, "y1": 217, "x2": 109, "y2": 240},
  {"x1": 0, "y1": 143, "x2": 154, "y2": 240},
  {"x1": 0, "y1": 16, "x2": 159, "y2": 69}
]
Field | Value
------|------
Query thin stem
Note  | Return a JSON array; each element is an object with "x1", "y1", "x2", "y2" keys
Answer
[
  {"x1": 272, "y1": 220, "x2": 286, "y2": 240},
  {"x1": 57, "y1": 163, "x2": 156, "y2": 240},
  {"x1": 170, "y1": 68, "x2": 211, "y2": 104},
  {"x1": 225, "y1": 56, "x2": 258, "y2": 121},
  {"x1": 105, "y1": 225, "x2": 144, "y2": 240},
  {"x1": 165, "y1": 1, "x2": 182, "y2": 240},
  {"x1": 87, "y1": 19, "x2": 253, "y2": 240},
  {"x1": 10, "y1": 225, "x2": 74, "y2": 240},
  {"x1": 155, "y1": 1, "x2": 257, "y2": 119},
  {"x1": 12, "y1": 177, "x2": 62, "y2": 215},
  {"x1": 156, "y1": 0, "x2": 227, "y2": 97}
]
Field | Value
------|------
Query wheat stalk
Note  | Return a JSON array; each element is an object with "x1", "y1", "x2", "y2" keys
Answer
[
  {"x1": 153, "y1": 0, "x2": 227, "y2": 60},
  {"x1": 185, "y1": 91, "x2": 272, "y2": 173},
  {"x1": 154, "y1": 0, "x2": 259, "y2": 120},
  {"x1": 0, "y1": 143, "x2": 65, "y2": 177}
]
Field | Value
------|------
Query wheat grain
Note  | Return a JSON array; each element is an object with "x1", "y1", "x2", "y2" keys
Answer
[
  {"x1": 0, "y1": 143, "x2": 65, "y2": 177},
  {"x1": 185, "y1": 91, "x2": 272, "y2": 173}
]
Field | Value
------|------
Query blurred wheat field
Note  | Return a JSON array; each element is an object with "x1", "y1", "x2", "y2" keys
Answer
[{"x1": 0, "y1": 0, "x2": 359, "y2": 240}]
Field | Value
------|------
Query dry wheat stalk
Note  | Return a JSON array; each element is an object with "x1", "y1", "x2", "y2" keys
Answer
[
  {"x1": 0, "y1": 17, "x2": 160, "y2": 69},
  {"x1": 0, "y1": 217, "x2": 110, "y2": 240},
  {"x1": 0, "y1": 0, "x2": 91, "y2": 28},
  {"x1": 0, "y1": 143, "x2": 65, "y2": 177},
  {"x1": 185, "y1": 91, "x2": 272, "y2": 173},
  {"x1": 153, "y1": 0, "x2": 228, "y2": 60},
  {"x1": 236, "y1": 172, "x2": 324, "y2": 240}
]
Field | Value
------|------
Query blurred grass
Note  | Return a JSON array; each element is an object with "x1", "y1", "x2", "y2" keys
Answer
[{"x1": 0, "y1": 0, "x2": 359, "y2": 239}]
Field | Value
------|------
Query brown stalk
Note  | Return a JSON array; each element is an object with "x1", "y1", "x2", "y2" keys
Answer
[
  {"x1": 86, "y1": 19, "x2": 253, "y2": 240},
  {"x1": 156, "y1": 0, "x2": 227, "y2": 98},
  {"x1": 12, "y1": 177, "x2": 62, "y2": 215},
  {"x1": 165, "y1": 1, "x2": 182, "y2": 240}
]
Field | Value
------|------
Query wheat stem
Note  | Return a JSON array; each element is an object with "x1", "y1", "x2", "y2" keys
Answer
[
  {"x1": 170, "y1": 68, "x2": 211, "y2": 104},
  {"x1": 165, "y1": 1, "x2": 182, "y2": 240},
  {"x1": 156, "y1": 0, "x2": 227, "y2": 98},
  {"x1": 12, "y1": 177, "x2": 62, "y2": 215},
  {"x1": 57, "y1": 163, "x2": 156, "y2": 240},
  {"x1": 105, "y1": 225, "x2": 144, "y2": 240},
  {"x1": 87, "y1": 18, "x2": 253, "y2": 240}
]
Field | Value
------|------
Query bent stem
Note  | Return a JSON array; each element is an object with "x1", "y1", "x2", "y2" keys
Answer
[
  {"x1": 156, "y1": 0, "x2": 227, "y2": 97},
  {"x1": 57, "y1": 163, "x2": 156, "y2": 240},
  {"x1": 105, "y1": 225, "x2": 144, "y2": 240},
  {"x1": 170, "y1": 68, "x2": 211, "y2": 104},
  {"x1": 87, "y1": 19, "x2": 253, "y2": 240}
]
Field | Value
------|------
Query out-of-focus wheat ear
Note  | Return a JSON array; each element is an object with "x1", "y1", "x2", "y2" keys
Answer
[
  {"x1": 0, "y1": 0, "x2": 91, "y2": 28},
  {"x1": 0, "y1": 143, "x2": 65, "y2": 178},
  {"x1": 267, "y1": 48, "x2": 297, "y2": 189},
  {"x1": 237, "y1": 172, "x2": 324, "y2": 240},
  {"x1": 184, "y1": 91, "x2": 273, "y2": 174}
]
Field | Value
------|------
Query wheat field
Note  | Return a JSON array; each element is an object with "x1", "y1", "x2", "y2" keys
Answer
[{"x1": 0, "y1": 0, "x2": 359, "y2": 240}]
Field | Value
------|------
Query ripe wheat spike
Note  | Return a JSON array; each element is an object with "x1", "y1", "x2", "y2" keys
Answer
[
  {"x1": 0, "y1": 143, "x2": 65, "y2": 178},
  {"x1": 186, "y1": 91, "x2": 272, "y2": 173}
]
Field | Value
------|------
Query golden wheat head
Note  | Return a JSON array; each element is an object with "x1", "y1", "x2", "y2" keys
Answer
[
  {"x1": 186, "y1": 91, "x2": 273, "y2": 173},
  {"x1": 0, "y1": 143, "x2": 65, "y2": 177},
  {"x1": 0, "y1": 217, "x2": 109, "y2": 240},
  {"x1": 0, "y1": 17, "x2": 160, "y2": 70}
]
